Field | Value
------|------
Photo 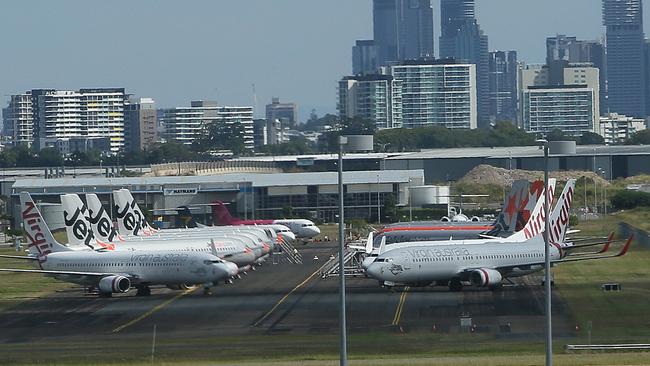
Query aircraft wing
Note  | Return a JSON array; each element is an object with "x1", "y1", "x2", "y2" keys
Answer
[
  {"x1": 0, "y1": 255, "x2": 38, "y2": 260},
  {"x1": 0, "y1": 268, "x2": 118, "y2": 277}
]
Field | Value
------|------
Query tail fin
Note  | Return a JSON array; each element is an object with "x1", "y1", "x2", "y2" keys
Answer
[
  {"x1": 548, "y1": 179, "x2": 576, "y2": 244},
  {"x1": 85, "y1": 193, "x2": 120, "y2": 245},
  {"x1": 20, "y1": 192, "x2": 72, "y2": 263},
  {"x1": 488, "y1": 180, "x2": 530, "y2": 235},
  {"x1": 365, "y1": 232, "x2": 374, "y2": 254},
  {"x1": 506, "y1": 178, "x2": 557, "y2": 242},
  {"x1": 60, "y1": 194, "x2": 96, "y2": 249},
  {"x1": 176, "y1": 206, "x2": 198, "y2": 228},
  {"x1": 113, "y1": 189, "x2": 150, "y2": 236},
  {"x1": 211, "y1": 201, "x2": 235, "y2": 225}
]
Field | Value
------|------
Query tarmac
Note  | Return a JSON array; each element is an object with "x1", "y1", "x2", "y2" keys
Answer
[{"x1": 0, "y1": 241, "x2": 575, "y2": 360}]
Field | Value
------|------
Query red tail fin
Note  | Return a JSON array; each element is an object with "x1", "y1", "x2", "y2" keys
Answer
[{"x1": 211, "y1": 201, "x2": 235, "y2": 225}]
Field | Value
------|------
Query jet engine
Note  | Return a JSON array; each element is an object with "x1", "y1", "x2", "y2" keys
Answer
[
  {"x1": 98, "y1": 275, "x2": 131, "y2": 293},
  {"x1": 470, "y1": 268, "x2": 502, "y2": 287},
  {"x1": 470, "y1": 216, "x2": 480, "y2": 222},
  {"x1": 166, "y1": 284, "x2": 197, "y2": 290}
]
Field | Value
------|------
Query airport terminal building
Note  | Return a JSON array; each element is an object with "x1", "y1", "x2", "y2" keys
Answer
[{"x1": 10, "y1": 170, "x2": 424, "y2": 228}]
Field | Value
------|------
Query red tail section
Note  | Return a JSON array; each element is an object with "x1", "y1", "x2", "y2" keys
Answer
[{"x1": 211, "y1": 201, "x2": 236, "y2": 225}]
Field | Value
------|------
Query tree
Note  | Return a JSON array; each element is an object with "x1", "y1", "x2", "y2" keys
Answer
[
  {"x1": 37, "y1": 147, "x2": 63, "y2": 167},
  {"x1": 627, "y1": 129, "x2": 650, "y2": 145},
  {"x1": 193, "y1": 122, "x2": 248, "y2": 156},
  {"x1": 340, "y1": 117, "x2": 376, "y2": 135},
  {"x1": 382, "y1": 193, "x2": 398, "y2": 223},
  {"x1": 578, "y1": 132, "x2": 605, "y2": 145},
  {"x1": 546, "y1": 128, "x2": 572, "y2": 142}
]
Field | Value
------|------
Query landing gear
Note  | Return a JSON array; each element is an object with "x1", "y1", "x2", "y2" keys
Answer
[
  {"x1": 448, "y1": 278, "x2": 464, "y2": 292},
  {"x1": 203, "y1": 287, "x2": 213, "y2": 295},
  {"x1": 136, "y1": 286, "x2": 151, "y2": 296},
  {"x1": 99, "y1": 292, "x2": 112, "y2": 298}
]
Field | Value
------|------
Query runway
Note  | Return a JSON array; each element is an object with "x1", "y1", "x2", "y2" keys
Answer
[{"x1": 0, "y1": 241, "x2": 576, "y2": 362}]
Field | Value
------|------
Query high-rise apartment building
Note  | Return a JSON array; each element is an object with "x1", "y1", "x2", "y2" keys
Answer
[
  {"x1": 488, "y1": 51, "x2": 518, "y2": 122},
  {"x1": 2, "y1": 92, "x2": 35, "y2": 146},
  {"x1": 373, "y1": 0, "x2": 434, "y2": 66},
  {"x1": 387, "y1": 60, "x2": 477, "y2": 129},
  {"x1": 124, "y1": 98, "x2": 157, "y2": 152},
  {"x1": 338, "y1": 74, "x2": 403, "y2": 130},
  {"x1": 352, "y1": 40, "x2": 379, "y2": 75},
  {"x1": 265, "y1": 97, "x2": 298, "y2": 127},
  {"x1": 603, "y1": 0, "x2": 646, "y2": 117},
  {"x1": 439, "y1": 0, "x2": 489, "y2": 128},
  {"x1": 522, "y1": 86, "x2": 597, "y2": 136},
  {"x1": 162, "y1": 101, "x2": 254, "y2": 151}
]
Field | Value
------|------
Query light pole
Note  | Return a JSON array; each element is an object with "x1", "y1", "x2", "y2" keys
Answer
[
  {"x1": 537, "y1": 139, "x2": 553, "y2": 366},
  {"x1": 598, "y1": 168, "x2": 606, "y2": 215},
  {"x1": 376, "y1": 173, "x2": 381, "y2": 224},
  {"x1": 337, "y1": 136, "x2": 348, "y2": 366},
  {"x1": 408, "y1": 178, "x2": 413, "y2": 222}
]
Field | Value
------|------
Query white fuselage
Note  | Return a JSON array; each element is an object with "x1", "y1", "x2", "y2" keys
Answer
[
  {"x1": 42, "y1": 250, "x2": 236, "y2": 286},
  {"x1": 274, "y1": 220, "x2": 320, "y2": 239},
  {"x1": 365, "y1": 236, "x2": 561, "y2": 285}
]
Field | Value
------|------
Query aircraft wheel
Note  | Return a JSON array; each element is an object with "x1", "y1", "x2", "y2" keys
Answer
[{"x1": 448, "y1": 279, "x2": 463, "y2": 292}]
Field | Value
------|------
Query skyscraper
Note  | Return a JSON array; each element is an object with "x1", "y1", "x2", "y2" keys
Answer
[
  {"x1": 373, "y1": 0, "x2": 434, "y2": 66},
  {"x1": 439, "y1": 0, "x2": 489, "y2": 128},
  {"x1": 352, "y1": 40, "x2": 379, "y2": 75},
  {"x1": 338, "y1": 74, "x2": 403, "y2": 129},
  {"x1": 124, "y1": 97, "x2": 157, "y2": 152},
  {"x1": 488, "y1": 51, "x2": 518, "y2": 122},
  {"x1": 603, "y1": 0, "x2": 646, "y2": 117}
]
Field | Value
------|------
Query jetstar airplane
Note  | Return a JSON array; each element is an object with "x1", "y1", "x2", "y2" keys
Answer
[
  {"x1": 0, "y1": 193, "x2": 238, "y2": 297},
  {"x1": 60, "y1": 193, "x2": 266, "y2": 269}
]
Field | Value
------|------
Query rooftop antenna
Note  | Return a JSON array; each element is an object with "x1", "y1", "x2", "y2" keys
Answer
[{"x1": 252, "y1": 83, "x2": 258, "y2": 118}]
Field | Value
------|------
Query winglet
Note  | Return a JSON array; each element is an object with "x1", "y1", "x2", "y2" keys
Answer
[
  {"x1": 378, "y1": 236, "x2": 386, "y2": 255},
  {"x1": 615, "y1": 235, "x2": 634, "y2": 257},
  {"x1": 365, "y1": 232, "x2": 374, "y2": 254}
]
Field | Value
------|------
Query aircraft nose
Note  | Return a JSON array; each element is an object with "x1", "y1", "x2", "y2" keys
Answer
[
  {"x1": 312, "y1": 226, "x2": 321, "y2": 235},
  {"x1": 361, "y1": 256, "x2": 376, "y2": 270},
  {"x1": 365, "y1": 264, "x2": 380, "y2": 279},
  {"x1": 225, "y1": 261, "x2": 239, "y2": 277}
]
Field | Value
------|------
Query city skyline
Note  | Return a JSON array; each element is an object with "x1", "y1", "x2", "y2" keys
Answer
[{"x1": 1, "y1": 0, "x2": 648, "y2": 121}]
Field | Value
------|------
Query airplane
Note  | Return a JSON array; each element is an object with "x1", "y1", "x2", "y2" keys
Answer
[
  {"x1": 111, "y1": 189, "x2": 278, "y2": 256},
  {"x1": 365, "y1": 233, "x2": 632, "y2": 291},
  {"x1": 60, "y1": 193, "x2": 263, "y2": 269},
  {"x1": 360, "y1": 179, "x2": 563, "y2": 268},
  {"x1": 168, "y1": 205, "x2": 297, "y2": 242},
  {"x1": 0, "y1": 192, "x2": 239, "y2": 297},
  {"x1": 365, "y1": 179, "x2": 633, "y2": 291},
  {"x1": 211, "y1": 201, "x2": 321, "y2": 239},
  {"x1": 375, "y1": 179, "x2": 545, "y2": 243}
]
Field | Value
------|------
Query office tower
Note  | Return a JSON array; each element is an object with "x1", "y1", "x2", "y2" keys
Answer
[
  {"x1": 603, "y1": 0, "x2": 646, "y2": 117},
  {"x1": 599, "y1": 112, "x2": 646, "y2": 143},
  {"x1": 161, "y1": 101, "x2": 254, "y2": 150},
  {"x1": 373, "y1": 0, "x2": 434, "y2": 66},
  {"x1": 439, "y1": 0, "x2": 489, "y2": 128},
  {"x1": 2, "y1": 92, "x2": 34, "y2": 146},
  {"x1": 388, "y1": 59, "x2": 477, "y2": 129},
  {"x1": 338, "y1": 74, "x2": 403, "y2": 129},
  {"x1": 352, "y1": 40, "x2": 379, "y2": 75},
  {"x1": 124, "y1": 97, "x2": 157, "y2": 152},
  {"x1": 265, "y1": 97, "x2": 298, "y2": 127},
  {"x1": 488, "y1": 51, "x2": 518, "y2": 122}
]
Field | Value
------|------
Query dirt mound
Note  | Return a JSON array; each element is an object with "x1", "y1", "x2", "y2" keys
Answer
[{"x1": 458, "y1": 164, "x2": 609, "y2": 186}]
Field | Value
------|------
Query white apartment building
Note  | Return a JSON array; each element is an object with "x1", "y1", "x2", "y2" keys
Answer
[
  {"x1": 599, "y1": 113, "x2": 646, "y2": 144},
  {"x1": 162, "y1": 101, "x2": 254, "y2": 151},
  {"x1": 387, "y1": 61, "x2": 477, "y2": 129},
  {"x1": 338, "y1": 74, "x2": 402, "y2": 129},
  {"x1": 2, "y1": 93, "x2": 34, "y2": 146}
]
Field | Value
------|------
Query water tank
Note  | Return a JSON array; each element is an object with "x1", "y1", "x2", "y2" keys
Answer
[
  {"x1": 410, "y1": 185, "x2": 450, "y2": 207},
  {"x1": 548, "y1": 141, "x2": 576, "y2": 155}
]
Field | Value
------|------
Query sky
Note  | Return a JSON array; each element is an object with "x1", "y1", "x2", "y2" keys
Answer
[{"x1": 0, "y1": 0, "x2": 647, "y2": 121}]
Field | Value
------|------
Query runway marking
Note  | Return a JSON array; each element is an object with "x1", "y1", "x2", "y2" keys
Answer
[
  {"x1": 391, "y1": 286, "x2": 410, "y2": 326},
  {"x1": 112, "y1": 288, "x2": 196, "y2": 333},
  {"x1": 253, "y1": 260, "x2": 330, "y2": 327}
]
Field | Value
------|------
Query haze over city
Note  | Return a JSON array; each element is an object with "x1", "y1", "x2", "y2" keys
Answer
[{"x1": 1, "y1": 0, "x2": 643, "y2": 120}]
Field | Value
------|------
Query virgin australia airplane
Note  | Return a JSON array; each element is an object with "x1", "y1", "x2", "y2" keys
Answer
[{"x1": 0, "y1": 193, "x2": 238, "y2": 297}]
